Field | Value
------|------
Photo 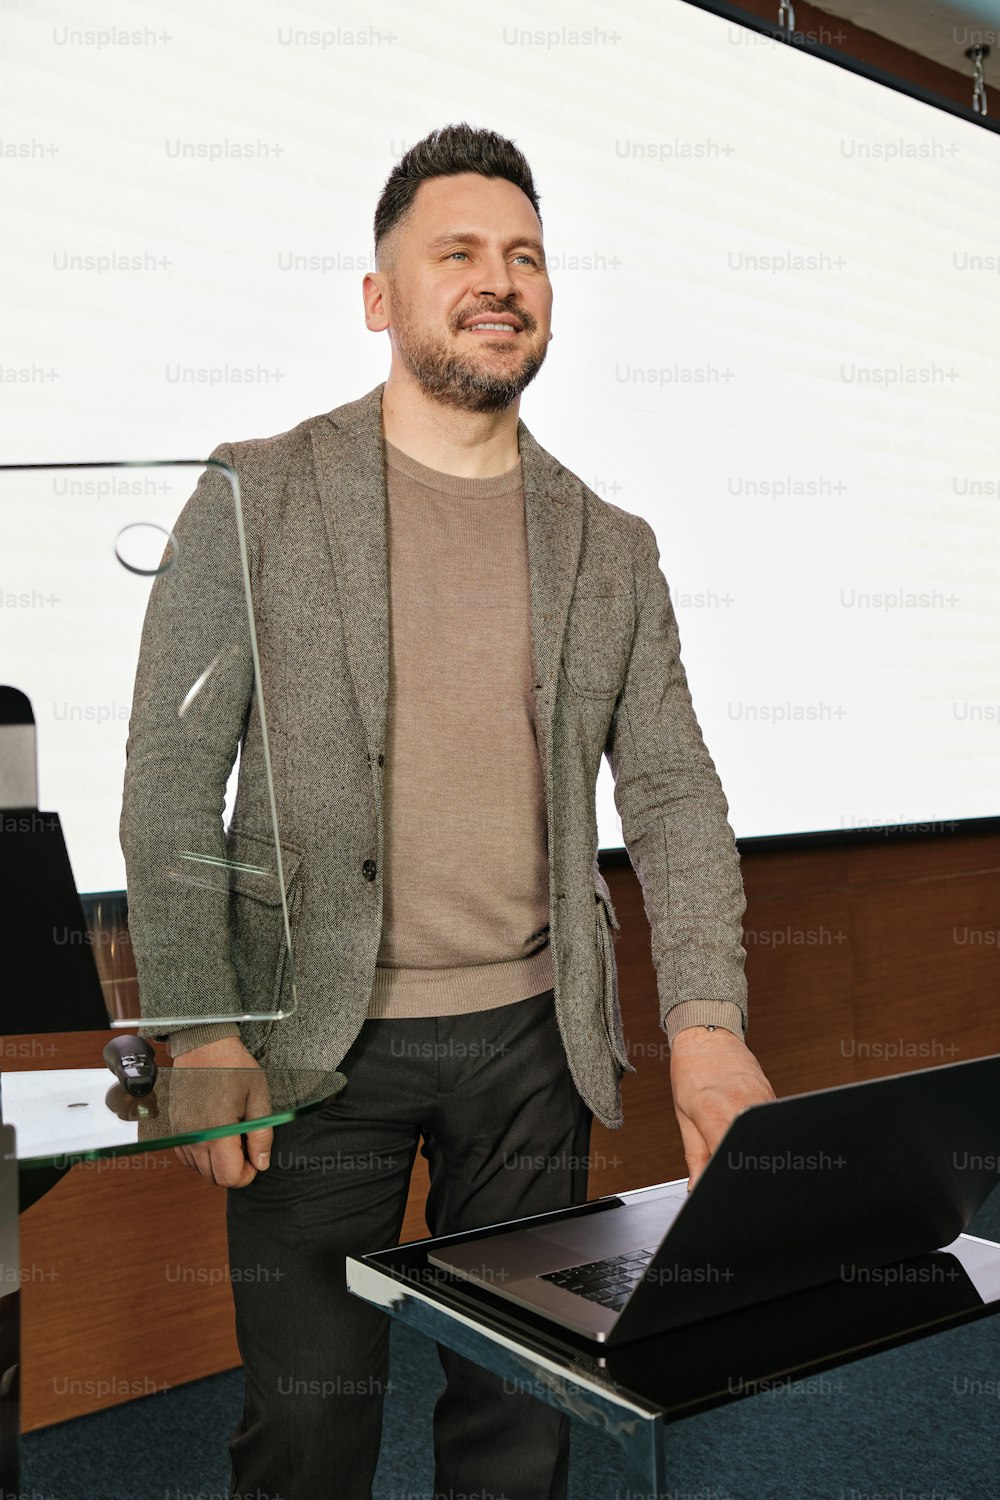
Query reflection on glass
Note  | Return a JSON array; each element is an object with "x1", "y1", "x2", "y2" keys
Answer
[
  {"x1": 0, "y1": 461, "x2": 298, "y2": 1037},
  {"x1": 113, "y1": 520, "x2": 177, "y2": 577}
]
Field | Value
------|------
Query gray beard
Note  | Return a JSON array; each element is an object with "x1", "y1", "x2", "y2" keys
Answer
[{"x1": 397, "y1": 331, "x2": 547, "y2": 414}]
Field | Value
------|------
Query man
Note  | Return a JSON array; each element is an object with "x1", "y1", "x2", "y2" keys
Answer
[{"x1": 121, "y1": 123, "x2": 774, "y2": 1500}]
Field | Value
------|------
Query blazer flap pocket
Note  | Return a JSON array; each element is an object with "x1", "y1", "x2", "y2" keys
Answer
[
  {"x1": 224, "y1": 827, "x2": 304, "y2": 905},
  {"x1": 594, "y1": 873, "x2": 621, "y2": 932}
]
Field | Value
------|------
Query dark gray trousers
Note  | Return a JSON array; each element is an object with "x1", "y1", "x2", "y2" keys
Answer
[{"x1": 226, "y1": 988, "x2": 593, "y2": 1500}]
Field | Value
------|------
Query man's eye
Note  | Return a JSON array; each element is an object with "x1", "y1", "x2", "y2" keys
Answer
[{"x1": 445, "y1": 250, "x2": 538, "y2": 265}]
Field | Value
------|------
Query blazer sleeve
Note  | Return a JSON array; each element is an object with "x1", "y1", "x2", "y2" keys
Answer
[
  {"x1": 119, "y1": 444, "x2": 253, "y2": 1050},
  {"x1": 603, "y1": 513, "x2": 747, "y2": 1042}
]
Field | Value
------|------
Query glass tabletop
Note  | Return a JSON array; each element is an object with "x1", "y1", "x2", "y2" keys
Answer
[{"x1": 0, "y1": 1066, "x2": 344, "y2": 1169}]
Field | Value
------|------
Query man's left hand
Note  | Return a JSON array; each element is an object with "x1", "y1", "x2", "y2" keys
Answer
[{"x1": 669, "y1": 1026, "x2": 776, "y2": 1190}]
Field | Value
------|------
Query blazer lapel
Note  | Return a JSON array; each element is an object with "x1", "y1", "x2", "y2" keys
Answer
[
  {"x1": 310, "y1": 385, "x2": 390, "y2": 765},
  {"x1": 516, "y1": 419, "x2": 584, "y2": 775},
  {"x1": 309, "y1": 383, "x2": 584, "y2": 782}
]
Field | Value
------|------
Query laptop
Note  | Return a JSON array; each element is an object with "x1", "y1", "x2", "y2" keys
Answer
[{"x1": 427, "y1": 1051, "x2": 1000, "y2": 1346}]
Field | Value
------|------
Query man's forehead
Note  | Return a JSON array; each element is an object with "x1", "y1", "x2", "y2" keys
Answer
[{"x1": 408, "y1": 174, "x2": 541, "y2": 233}]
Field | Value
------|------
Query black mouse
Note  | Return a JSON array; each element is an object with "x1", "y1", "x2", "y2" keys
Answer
[{"x1": 103, "y1": 1035, "x2": 158, "y2": 1097}]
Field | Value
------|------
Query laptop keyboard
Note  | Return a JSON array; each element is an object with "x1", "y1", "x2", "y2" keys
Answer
[{"x1": 539, "y1": 1246, "x2": 658, "y2": 1312}]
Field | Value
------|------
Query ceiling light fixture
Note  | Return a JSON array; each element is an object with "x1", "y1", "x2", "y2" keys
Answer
[{"x1": 964, "y1": 43, "x2": 990, "y2": 116}]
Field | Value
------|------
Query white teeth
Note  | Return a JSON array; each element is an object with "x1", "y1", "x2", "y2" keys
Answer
[{"x1": 468, "y1": 322, "x2": 517, "y2": 331}]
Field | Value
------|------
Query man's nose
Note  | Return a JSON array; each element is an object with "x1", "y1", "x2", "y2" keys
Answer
[{"x1": 475, "y1": 254, "x2": 516, "y2": 300}]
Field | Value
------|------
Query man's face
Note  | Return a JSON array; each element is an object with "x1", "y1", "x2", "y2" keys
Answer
[{"x1": 373, "y1": 172, "x2": 553, "y2": 414}]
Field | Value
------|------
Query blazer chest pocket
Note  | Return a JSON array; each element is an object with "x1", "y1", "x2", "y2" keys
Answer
[
  {"x1": 562, "y1": 579, "x2": 634, "y2": 698},
  {"x1": 225, "y1": 827, "x2": 305, "y2": 1051}
]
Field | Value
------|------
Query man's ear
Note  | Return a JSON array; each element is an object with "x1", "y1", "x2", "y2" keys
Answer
[{"x1": 363, "y1": 271, "x2": 390, "y2": 333}]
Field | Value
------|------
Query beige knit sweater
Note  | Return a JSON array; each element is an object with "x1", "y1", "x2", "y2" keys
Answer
[{"x1": 366, "y1": 440, "x2": 554, "y2": 1018}]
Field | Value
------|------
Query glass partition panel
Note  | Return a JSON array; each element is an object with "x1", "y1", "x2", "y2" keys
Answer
[{"x1": 0, "y1": 461, "x2": 298, "y2": 1034}]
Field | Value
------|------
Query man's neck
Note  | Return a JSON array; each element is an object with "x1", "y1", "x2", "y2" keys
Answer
[{"x1": 380, "y1": 379, "x2": 521, "y2": 479}]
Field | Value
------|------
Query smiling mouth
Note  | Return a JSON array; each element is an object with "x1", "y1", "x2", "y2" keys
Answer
[{"x1": 463, "y1": 323, "x2": 521, "y2": 336}]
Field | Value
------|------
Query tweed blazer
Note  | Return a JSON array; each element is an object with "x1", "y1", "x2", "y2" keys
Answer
[{"x1": 120, "y1": 382, "x2": 747, "y2": 1129}]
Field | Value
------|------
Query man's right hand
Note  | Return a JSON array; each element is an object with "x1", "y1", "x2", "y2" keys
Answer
[{"x1": 170, "y1": 1036, "x2": 273, "y2": 1189}]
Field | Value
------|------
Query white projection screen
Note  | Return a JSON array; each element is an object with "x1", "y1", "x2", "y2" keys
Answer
[{"x1": 2, "y1": 0, "x2": 999, "y2": 894}]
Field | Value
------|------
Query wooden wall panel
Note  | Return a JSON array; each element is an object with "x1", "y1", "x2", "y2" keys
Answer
[
  {"x1": 19, "y1": 1149, "x2": 235, "y2": 1427},
  {"x1": 848, "y1": 847, "x2": 1000, "y2": 1080}
]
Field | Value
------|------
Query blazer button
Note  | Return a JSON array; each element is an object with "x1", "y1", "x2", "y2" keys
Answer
[{"x1": 362, "y1": 859, "x2": 377, "y2": 881}]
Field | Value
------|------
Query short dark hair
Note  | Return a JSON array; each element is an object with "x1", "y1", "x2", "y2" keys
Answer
[{"x1": 373, "y1": 122, "x2": 541, "y2": 269}]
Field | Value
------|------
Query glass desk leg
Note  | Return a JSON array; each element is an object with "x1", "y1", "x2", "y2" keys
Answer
[
  {"x1": 617, "y1": 1415, "x2": 668, "y2": 1497},
  {"x1": 347, "y1": 1263, "x2": 671, "y2": 1497}
]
